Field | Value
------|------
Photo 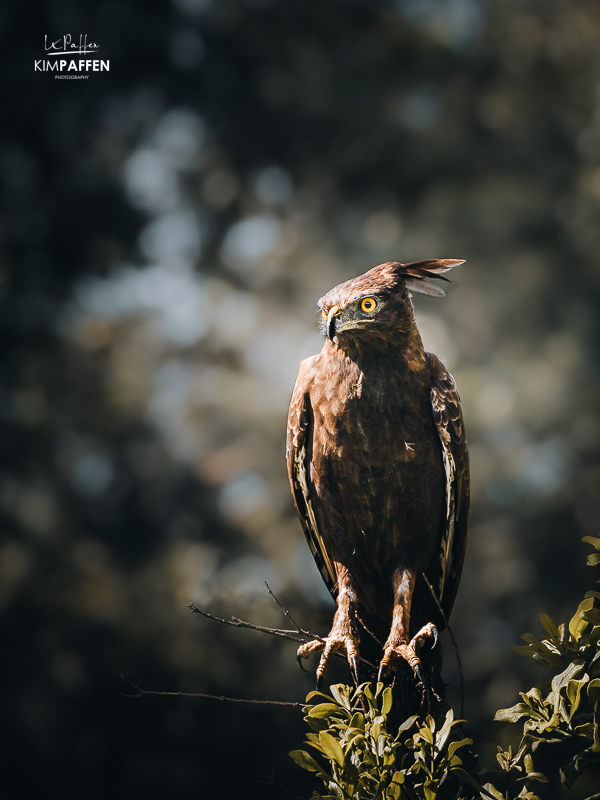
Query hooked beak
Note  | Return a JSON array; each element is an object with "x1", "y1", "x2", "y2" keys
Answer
[{"x1": 326, "y1": 305, "x2": 340, "y2": 341}]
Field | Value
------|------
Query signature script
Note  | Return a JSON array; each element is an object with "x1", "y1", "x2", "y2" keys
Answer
[{"x1": 45, "y1": 34, "x2": 99, "y2": 56}]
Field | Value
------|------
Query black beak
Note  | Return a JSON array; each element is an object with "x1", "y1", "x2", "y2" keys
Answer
[{"x1": 326, "y1": 305, "x2": 339, "y2": 341}]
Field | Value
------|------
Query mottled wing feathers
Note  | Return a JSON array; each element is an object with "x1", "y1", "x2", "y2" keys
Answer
[
  {"x1": 427, "y1": 353, "x2": 470, "y2": 620},
  {"x1": 286, "y1": 362, "x2": 337, "y2": 596}
]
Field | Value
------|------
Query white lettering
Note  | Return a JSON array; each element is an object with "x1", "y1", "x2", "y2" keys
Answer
[
  {"x1": 68, "y1": 60, "x2": 77, "y2": 70},
  {"x1": 34, "y1": 60, "x2": 43, "y2": 71},
  {"x1": 100, "y1": 60, "x2": 109, "y2": 71}
]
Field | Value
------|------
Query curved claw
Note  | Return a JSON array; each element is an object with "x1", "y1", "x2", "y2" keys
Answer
[
  {"x1": 316, "y1": 673, "x2": 324, "y2": 692},
  {"x1": 377, "y1": 661, "x2": 386, "y2": 684},
  {"x1": 414, "y1": 660, "x2": 425, "y2": 686},
  {"x1": 296, "y1": 652, "x2": 308, "y2": 672},
  {"x1": 431, "y1": 625, "x2": 439, "y2": 649}
]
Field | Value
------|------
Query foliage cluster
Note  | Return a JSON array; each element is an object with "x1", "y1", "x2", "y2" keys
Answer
[
  {"x1": 292, "y1": 538, "x2": 600, "y2": 799},
  {"x1": 291, "y1": 683, "x2": 471, "y2": 799}
]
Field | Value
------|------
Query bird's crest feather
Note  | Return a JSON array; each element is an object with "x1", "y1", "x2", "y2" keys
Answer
[{"x1": 394, "y1": 259, "x2": 465, "y2": 297}]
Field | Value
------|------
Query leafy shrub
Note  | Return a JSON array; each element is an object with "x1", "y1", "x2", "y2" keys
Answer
[
  {"x1": 290, "y1": 682, "x2": 471, "y2": 799},
  {"x1": 291, "y1": 537, "x2": 600, "y2": 800}
]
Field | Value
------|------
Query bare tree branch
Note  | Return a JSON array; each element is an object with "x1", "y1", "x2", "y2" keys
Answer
[
  {"x1": 187, "y1": 602, "x2": 307, "y2": 643},
  {"x1": 121, "y1": 676, "x2": 308, "y2": 708},
  {"x1": 187, "y1": 600, "x2": 378, "y2": 672}
]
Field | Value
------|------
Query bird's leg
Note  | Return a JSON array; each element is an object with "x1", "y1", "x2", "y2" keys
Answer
[
  {"x1": 296, "y1": 564, "x2": 360, "y2": 690},
  {"x1": 378, "y1": 568, "x2": 438, "y2": 691}
]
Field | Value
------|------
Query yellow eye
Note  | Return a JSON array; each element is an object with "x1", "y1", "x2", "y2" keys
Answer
[{"x1": 361, "y1": 297, "x2": 378, "y2": 313}]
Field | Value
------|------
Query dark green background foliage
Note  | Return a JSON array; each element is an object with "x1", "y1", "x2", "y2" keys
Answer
[{"x1": 2, "y1": 1, "x2": 600, "y2": 798}]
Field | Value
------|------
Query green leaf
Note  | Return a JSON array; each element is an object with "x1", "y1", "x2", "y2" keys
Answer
[
  {"x1": 551, "y1": 662, "x2": 584, "y2": 697},
  {"x1": 583, "y1": 609, "x2": 600, "y2": 626},
  {"x1": 329, "y1": 685, "x2": 351, "y2": 710},
  {"x1": 588, "y1": 553, "x2": 600, "y2": 567},
  {"x1": 348, "y1": 711, "x2": 365, "y2": 731},
  {"x1": 371, "y1": 715, "x2": 385, "y2": 741},
  {"x1": 570, "y1": 597, "x2": 595, "y2": 640},
  {"x1": 560, "y1": 748, "x2": 600, "y2": 788},
  {"x1": 306, "y1": 717, "x2": 330, "y2": 733},
  {"x1": 450, "y1": 767, "x2": 485, "y2": 792},
  {"x1": 416, "y1": 725, "x2": 434, "y2": 745},
  {"x1": 521, "y1": 632, "x2": 537, "y2": 643},
  {"x1": 398, "y1": 715, "x2": 418, "y2": 734},
  {"x1": 290, "y1": 750, "x2": 324, "y2": 773},
  {"x1": 482, "y1": 783, "x2": 504, "y2": 800},
  {"x1": 583, "y1": 535, "x2": 600, "y2": 551},
  {"x1": 319, "y1": 731, "x2": 345, "y2": 767},
  {"x1": 361, "y1": 684, "x2": 377, "y2": 711},
  {"x1": 448, "y1": 738, "x2": 473, "y2": 760},
  {"x1": 386, "y1": 771, "x2": 404, "y2": 800},
  {"x1": 588, "y1": 678, "x2": 600, "y2": 712},
  {"x1": 573, "y1": 722, "x2": 596, "y2": 739},
  {"x1": 437, "y1": 708, "x2": 455, "y2": 750},
  {"x1": 494, "y1": 703, "x2": 532, "y2": 723},
  {"x1": 423, "y1": 784, "x2": 436, "y2": 800},
  {"x1": 512, "y1": 643, "x2": 564, "y2": 666},
  {"x1": 308, "y1": 703, "x2": 345, "y2": 719},
  {"x1": 530, "y1": 652, "x2": 562, "y2": 668},
  {"x1": 327, "y1": 783, "x2": 344, "y2": 800},
  {"x1": 566, "y1": 676, "x2": 589, "y2": 721},
  {"x1": 306, "y1": 690, "x2": 336, "y2": 704},
  {"x1": 381, "y1": 687, "x2": 393, "y2": 716},
  {"x1": 539, "y1": 613, "x2": 559, "y2": 639}
]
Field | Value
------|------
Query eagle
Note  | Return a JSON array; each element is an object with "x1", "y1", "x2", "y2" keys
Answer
[{"x1": 286, "y1": 259, "x2": 469, "y2": 691}]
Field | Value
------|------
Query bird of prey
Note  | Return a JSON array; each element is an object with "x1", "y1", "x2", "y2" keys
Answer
[{"x1": 286, "y1": 259, "x2": 469, "y2": 691}]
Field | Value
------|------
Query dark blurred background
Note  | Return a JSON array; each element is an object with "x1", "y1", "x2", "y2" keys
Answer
[{"x1": 3, "y1": 0, "x2": 600, "y2": 797}]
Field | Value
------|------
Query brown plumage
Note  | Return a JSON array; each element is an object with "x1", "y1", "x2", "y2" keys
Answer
[{"x1": 286, "y1": 259, "x2": 469, "y2": 691}]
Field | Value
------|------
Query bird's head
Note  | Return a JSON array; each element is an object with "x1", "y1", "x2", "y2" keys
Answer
[{"x1": 318, "y1": 259, "x2": 464, "y2": 345}]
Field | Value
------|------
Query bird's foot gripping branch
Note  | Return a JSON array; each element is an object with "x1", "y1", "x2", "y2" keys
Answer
[{"x1": 291, "y1": 537, "x2": 600, "y2": 800}]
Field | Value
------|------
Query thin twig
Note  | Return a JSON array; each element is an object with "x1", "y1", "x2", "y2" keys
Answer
[
  {"x1": 264, "y1": 582, "x2": 331, "y2": 649},
  {"x1": 421, "y1": 573, "x2": 464, "y2": 718},
  {"x1": 355, "y1": 613, "x2": 384, "y2": 647},
  {"x1": 121, "y1": 676, "x2": 308, "y2": 708},
  {"x1": 264, "y1": 581, "x2": 314, "y2": 638},
  {"x1": 187, "y1": 603, "x2": 307, "y2": 643},
  {"x1": 188, "y1": 601, "x2": 378, "y2": 671}
]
